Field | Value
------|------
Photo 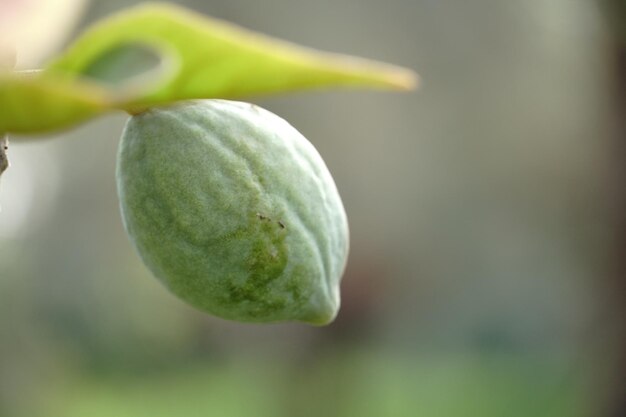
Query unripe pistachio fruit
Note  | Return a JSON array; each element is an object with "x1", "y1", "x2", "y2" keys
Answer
[{"x1": 116, "y1": 100, "x2": 349, "y2": 325}]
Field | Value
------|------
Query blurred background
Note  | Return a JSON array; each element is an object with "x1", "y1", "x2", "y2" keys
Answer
[{"x1": 1, "y1": 0, "x2": 625, "y2": 416}]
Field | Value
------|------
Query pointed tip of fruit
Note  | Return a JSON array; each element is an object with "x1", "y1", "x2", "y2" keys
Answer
[
  {"x1": 297, "y1": 287, "x2": 341, "y2": 326},
  {"x1": 299, "y1": 310, "x2": 337, "y2": 326}
]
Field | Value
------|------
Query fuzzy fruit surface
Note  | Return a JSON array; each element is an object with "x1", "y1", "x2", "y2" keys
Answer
[{"x1": 116, "y1": 100, "x2": 349, "y2": 325}]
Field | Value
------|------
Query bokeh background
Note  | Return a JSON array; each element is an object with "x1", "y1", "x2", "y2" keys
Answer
[{"x1": 1, "y1": 0, "x2": 625, "y2": 416}]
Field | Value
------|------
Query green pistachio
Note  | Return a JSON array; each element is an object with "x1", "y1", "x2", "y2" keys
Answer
[{"x1": 116, "y1": 100, "x2": 349, "y2": 325}]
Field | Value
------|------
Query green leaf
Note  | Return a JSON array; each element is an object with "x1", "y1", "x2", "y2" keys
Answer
[
  {"x1": 46, "y1": 2, "x2": 417, "y2": 112},
  {"x1": 0, "y1": 71, "x2": 109, "y2": 133},
  {"x1": 1, "y1": 3, "x2": 417, "y2": 134},
  {"x1": 0, "y1": 43, "x2": 175, "y2": 134},
  {"x1": 79, "y1": 42, "x2": 172, "y2": 89}
]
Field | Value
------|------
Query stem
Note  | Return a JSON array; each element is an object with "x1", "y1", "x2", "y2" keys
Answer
[{"x1": 0, "y1": 134, "x2": 7, "y2": 177}]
